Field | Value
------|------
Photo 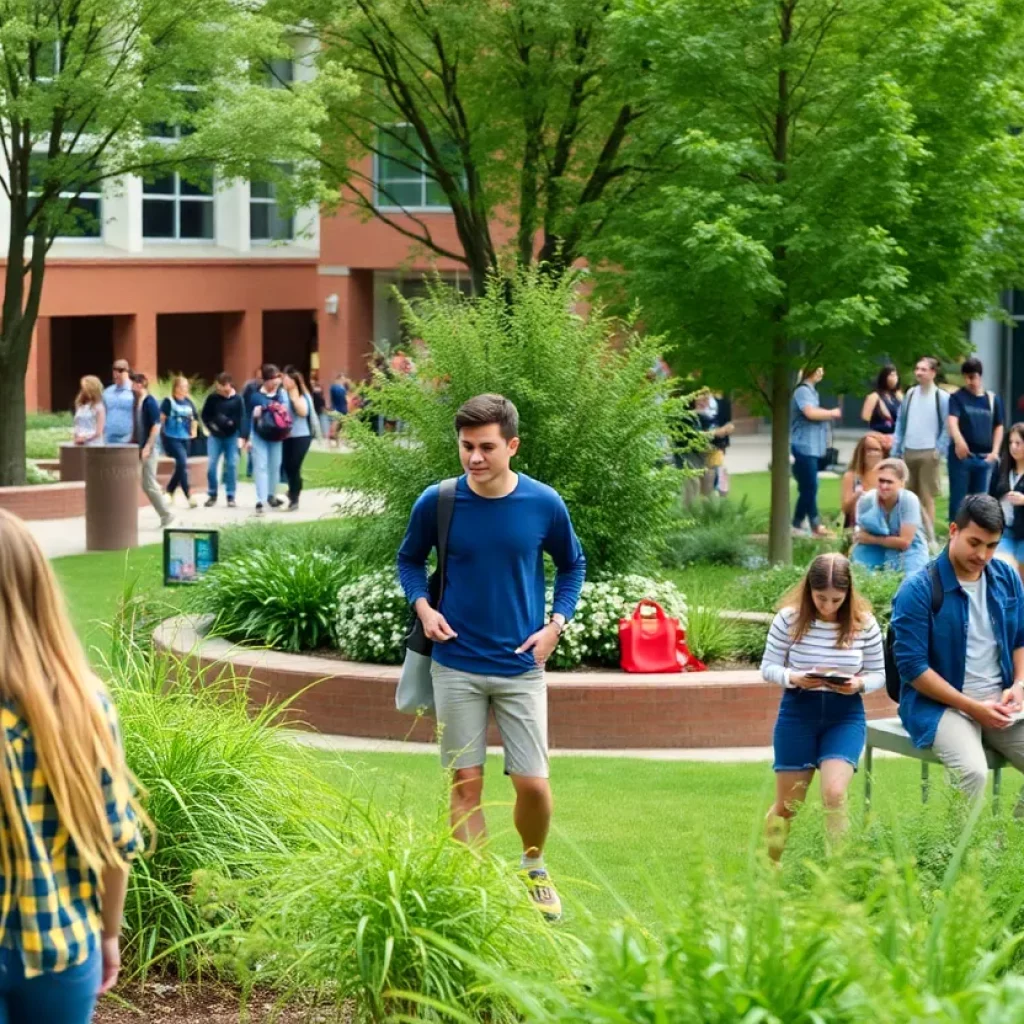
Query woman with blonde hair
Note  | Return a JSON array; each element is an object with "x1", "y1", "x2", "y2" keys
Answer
[
  {"x1": 160, "y1": 375, "x2": 199, "y2": 508},
  {"x1": 761, "y1": 553, "x2": 884, "y2": 860},
  {"x1": 0, "y1": 509, "x2": 146, "y2": 1018},
  {"x1": 72, "y1": 375, "x2": 106, "y2": 446},
  {"x1": 840, "y1": 432, "x2": 886, "y2": 527}
]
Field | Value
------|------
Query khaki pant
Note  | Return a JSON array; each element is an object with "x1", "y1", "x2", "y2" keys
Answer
[
  {"x1": 903, "y1": 447, "x2": 940, "y2": 543},
  {"x1": 682, "y1": 462, "x2": 717, "y2": 506},
  {"x1": 932, "y1": 708, "x2": 1024, "y2": 803},
  {"x1": 140, "y1": 446, "x2": 171, "y2": 525}
]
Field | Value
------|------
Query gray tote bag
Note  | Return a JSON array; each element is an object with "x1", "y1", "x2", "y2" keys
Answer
[{"x1": 396, "y1": 477, "x2": 457, "y2": 715}]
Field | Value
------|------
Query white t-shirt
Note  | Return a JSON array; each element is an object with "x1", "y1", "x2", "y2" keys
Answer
[
  {"x1": 1002, "y1": 470, "x2": 1021, "y2": 528},
  {"x1": 959, "y1": 573, "x2": 1003, "y2": 702},
  {"x1": 904, "y1": 385, "x2": 940, "y2": 451}
]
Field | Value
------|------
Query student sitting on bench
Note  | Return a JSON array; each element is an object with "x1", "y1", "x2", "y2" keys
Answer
[{"x1": 891, "y1": 494, "x2": 1024, "y2": 804}]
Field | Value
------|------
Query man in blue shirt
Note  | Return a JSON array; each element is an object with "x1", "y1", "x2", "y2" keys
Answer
[
  {"x1": 892, "y1": 494, "x2": 1024, "y2": 803},
  {"x1": 947, "y1": 357, "x2": 1005, "y2": 525},
  {"x1": 398, "y1": 394, "x2": 586, "y2": 922},
  {"x1": 102, "y1": 360, "x2": 135, "y2": 443}
]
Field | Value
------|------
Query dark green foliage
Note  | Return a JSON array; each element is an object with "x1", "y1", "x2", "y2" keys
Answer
[
  {"x1": 661, "y1": 496, "x2": 757, "y2": 568},
  {"x1": 193, "y1": 548, "x2": 353, "y2": 652},
  {"x1": 340, "y1": 265, "x2": 684, "y2": 576}
]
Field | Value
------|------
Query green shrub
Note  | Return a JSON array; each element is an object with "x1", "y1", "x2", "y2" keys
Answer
[
  {"x1": 26, "y1": 410, "x2": 72, "y2": 429},
  {"x1": 732, "y1": 620, "x2": 770, "y2": 663},
  {"x1": 193, "y1": 548, "x2": 352, "y2": 652},
  {"x1": 335, "y1": 569, "x2": 410, "y2": 665},
  {"x1": 152, "y1": 373, "x2": 212, "y2": 409},
  {"x1": 660, "y1": 524, "x2": 754, "y2": 568},
  {"x1": 851, "y1": 566, "x2": 903, "y2": 627},
  {"x1": 25, "y1": 427, "x2": 67, "y2": 460},
  {"x1": 24, "y1": 461, "x2": 58, "y2": 484},
  {"x1": 211, "y1": 804, "x2": 570, "y2": 1021},
  {"x1": 737, "y1": 563, "x2": 808, "y2": 612},
  {"x1": 682, "y1": 597, "x2": 738, "y2": 664},
  {"x1": 217, "y1": 517, "x2": 361, "y2": 563},
  {"x1": 104, "y1": 639, "x2": 341, "y2": 978},
  {"x1": 339, "y1": 265, "x2": 685, "y2": 576}
]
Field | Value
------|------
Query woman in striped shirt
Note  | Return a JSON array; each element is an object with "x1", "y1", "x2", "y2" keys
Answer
[{"x1": 761, "y1": 552, "x2": 885, "y2": 859}]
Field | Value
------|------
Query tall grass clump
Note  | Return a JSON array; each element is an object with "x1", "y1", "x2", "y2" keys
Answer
[
  {"x1": 212, "y1": 801, "x2": 572, "y2": 1022},
  {"x1": 341, "y1": 264, "x2": 686, "y2": 576},
  {"x1": 217, "y1": 517, "x2": 362, "y2": 562},
  {"x1": 192, "y1": 547, "x2": 354, "y2": 651},
  {"x1": 101, "y1": 626, "x2": 342, "y2": 978}
]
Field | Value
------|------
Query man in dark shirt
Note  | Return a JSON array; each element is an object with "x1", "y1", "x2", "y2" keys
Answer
[
  {"x1": 948, "y1": 357, "x2": 1005, "y2": 524},
  {"x1": 201, "y1": 372, "x2": 245, "y2": 508},
  {"x1": 398, "y1": 394, "x2": 586, "y2": 922}
]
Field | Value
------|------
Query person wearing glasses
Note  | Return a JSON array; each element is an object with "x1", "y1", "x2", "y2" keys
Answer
[{"x1": 102, "y1": 361, "x2": 135, "y2": 444}]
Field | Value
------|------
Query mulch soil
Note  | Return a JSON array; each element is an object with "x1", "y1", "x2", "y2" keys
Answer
[{"x1": 95, "y1": 979, "x2": 352, "y2": 1024}]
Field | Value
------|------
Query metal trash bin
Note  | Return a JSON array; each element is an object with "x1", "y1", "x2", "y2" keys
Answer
[
  {"x1": 85, "y1": 444, "x2": 140, "y2": 551},
  {"x1": 58, "y1": 442, "x2": 88, "y2": 482}
]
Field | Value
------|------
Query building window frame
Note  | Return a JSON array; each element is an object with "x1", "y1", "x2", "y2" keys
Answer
[
  {"x1": 28, "y1": 152, "x2": 103, "y2": 242},
  {"x1": 374, "y1": 123, "x2": 453, "y2": 213},
  {"x1": 249, "y1": 163, "x2": 295, "y2": 243}
]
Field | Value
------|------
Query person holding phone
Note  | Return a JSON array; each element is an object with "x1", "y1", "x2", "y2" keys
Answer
[{"x1": 761, "y1": 553, "x2": 885, "y2": 860}]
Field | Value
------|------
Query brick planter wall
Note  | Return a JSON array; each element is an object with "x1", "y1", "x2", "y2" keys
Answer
[
  {"x1": 154, "y1": 616, "x2": 897, "y2": 749},
  {"x1": 1, "y1": 457, "x2": 207, "y2": 521}
]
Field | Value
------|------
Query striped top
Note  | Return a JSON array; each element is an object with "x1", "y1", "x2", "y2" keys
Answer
[{"x1": 760, "y1": 608, "x2": 886, "y2": 693}]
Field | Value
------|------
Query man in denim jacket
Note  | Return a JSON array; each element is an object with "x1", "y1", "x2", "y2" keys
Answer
[{"x1": 892, "y1": 494, "x2": 1024, "y2": 802}]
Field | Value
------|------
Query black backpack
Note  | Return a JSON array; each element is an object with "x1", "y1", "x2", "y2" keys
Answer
[{"x1": 883, "y1": 562, "x2": 943, "y2": 703}]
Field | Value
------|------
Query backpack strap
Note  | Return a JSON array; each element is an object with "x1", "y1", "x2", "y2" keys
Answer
[
  {"x1": 929, "y1": 560, "x2": 944, "y2": 614},
  {"x1": 435, "y1": 478, "x2": 458, "y2": 605}
]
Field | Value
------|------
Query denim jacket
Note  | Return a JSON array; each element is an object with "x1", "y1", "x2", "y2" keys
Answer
[
  {"x1": 892, "y1": 385, "x2": 950, "y2": 458},
  {"x1": 892, "y1": 549, "x2": 1024, "y2": 748}
]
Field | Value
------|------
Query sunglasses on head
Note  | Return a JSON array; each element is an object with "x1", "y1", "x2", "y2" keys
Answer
[{"x1": 113, "y1": 365, "x2": 129, "y2": 372}]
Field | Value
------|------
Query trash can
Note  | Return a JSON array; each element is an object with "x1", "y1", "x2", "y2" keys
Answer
[
  {"x1": 85, "y1": 444, "x2": 140, "y2": 551},
  {"x1": 59, "y1": 442, "x2": 88, "y2": 482}
]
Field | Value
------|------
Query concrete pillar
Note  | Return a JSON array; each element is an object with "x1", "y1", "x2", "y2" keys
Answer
[
  {"x1": 114, "y1": 312, "x2": 157, "y2": 379},
  {"x1": 216, "y1": 180, "x2": 249, "y2": 252},
  {"x1": 85, "y1": 444, "x2": 140, "y2": 551},
  {"x1": 223, "y1": 309, "x2": 263, "y2": 386}
]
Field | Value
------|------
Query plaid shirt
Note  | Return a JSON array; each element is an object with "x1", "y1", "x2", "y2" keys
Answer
[{"x1": 0, "y1": 692, "x2": 142, "y2": 978}]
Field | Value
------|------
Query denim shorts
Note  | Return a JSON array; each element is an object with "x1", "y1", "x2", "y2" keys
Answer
[{"x1": 773, "y1": 689, "x2": 867, "y2": 772}]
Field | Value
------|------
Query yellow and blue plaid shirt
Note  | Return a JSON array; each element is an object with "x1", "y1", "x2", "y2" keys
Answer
[{"x1": 0, "y1": 692, "x2": 142, "y2": 979}]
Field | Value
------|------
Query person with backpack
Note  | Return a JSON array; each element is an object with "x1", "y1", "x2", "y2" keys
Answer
[
  {"x1": 947, "y1": 357, "x2": 1004, "y2": 525},
  {"x1": 0, "y1": 508, "x2": 147, "y2": 1020},
  {"x1": 201, "y1": 372, "x2": 245, "y2": 508},
  {"x1": 892, "y1": 356, "x2": 950, "y2": 544},
  {"x1": 242, "y1": 363, "x2": 292, "y2": 515},
  {"x1": 889, "y1": 494, "x2": 1024, "y2": 804},
  {"x1": 397, "y1": 394, "x2": 586, "y2": 922},
  {"x1": 761, "y1": 553, "x2": 884, "y2": 860},
  {"x1": 159, "y1": 376, "x2": 199, "y2": 508}
]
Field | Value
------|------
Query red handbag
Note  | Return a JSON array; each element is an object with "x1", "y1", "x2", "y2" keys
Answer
[{"x1": 619, "y1": 599, "x2": 708, "y2": 674}]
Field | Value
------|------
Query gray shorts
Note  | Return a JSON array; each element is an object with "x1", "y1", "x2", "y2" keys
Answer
[{"x1": 430, "y1": 662, "x2": 549, "y2": 778}]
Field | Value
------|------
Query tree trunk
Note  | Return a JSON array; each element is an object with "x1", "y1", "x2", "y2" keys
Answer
[
  {"x1": 767, "y1": 336, "x2": 792, "y2": 565},
  {"x1": 0, "y1": 329, "x2": 30, "y2": 487}
]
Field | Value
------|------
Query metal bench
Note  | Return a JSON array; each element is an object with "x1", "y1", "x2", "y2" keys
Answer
[{"x1": 864, "y1": 717, "x2": 1006, "y2": 813}]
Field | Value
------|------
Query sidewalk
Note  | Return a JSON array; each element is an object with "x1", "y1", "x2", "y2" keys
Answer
[
  {"x1": 31, "y1": 481, "x2": 358, "y2": 559},
  {"x1": 725, "y1": 429, "x2": 862, "y2": 474}
]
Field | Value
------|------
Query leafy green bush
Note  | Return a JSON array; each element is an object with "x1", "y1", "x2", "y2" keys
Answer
[
  {"x1": 24, "y1": 461, "x2": 58, "y2": 484},
  {"x1": 335, "y1": 569, "x2": 410, "y2": 665},
  {"x1": 661, "y1": 524, "x2": 754, "y2": 568},
  {"x1": 217, "y1": 517, "x2": 361, "y2": 563},
  {"x1": 210, "y1": 804, "x2": 570, "y2": 1021},
  {"x1": 732, "y1": 620, "x2": 770, "y2": 663},
  {"x1": 193, "y1": 548, "x2": 353, "y2": 652},
  {"x1": 851, "y1": 566, "x2": 903, "y2": 627},
  {"x1": 682, "y1": 598, "x2": 738, "y2": 664},
  {"x1": 26, "y1": 410, "x2": 72, "y2": 429},
  {"x1": 737, "y1": 563, "x2": 808, "y2": 612},
  {"x1": 104, "y1": 639, "x2": 341, "y2": 978},
  {"x1": 340, "y1": 265, "x2": 684, "y2": 576},
  {"x1": 25, "y1": 427, "x2": 67, "y2": 460}
]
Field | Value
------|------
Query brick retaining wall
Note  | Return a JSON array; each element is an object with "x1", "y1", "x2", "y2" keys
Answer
[
  {"x1": 0, "y1": 457, "x2": 207, "y2": 521},
  {"x1": 154, "y1": 616, "x2": 897, "y2": 749}
]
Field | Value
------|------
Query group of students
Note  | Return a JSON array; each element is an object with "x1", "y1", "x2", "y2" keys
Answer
[
  {"x1": 72, "y1": 360, "x2": 327, "y2": 522},
  {"x1": 763, "y1": 496, "x2": 1024, "y2": 859}
]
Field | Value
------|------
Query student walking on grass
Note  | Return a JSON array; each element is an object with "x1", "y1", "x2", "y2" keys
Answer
[
  {"x1": 397, "y1": 394, "x2": 586, "y2": 921},
  {"x1": 0, "y1": 509, "x2": 146, "y2": 1020},
  {"x1": 761, "y1": 553, "x2": 885, "y2": 860}
]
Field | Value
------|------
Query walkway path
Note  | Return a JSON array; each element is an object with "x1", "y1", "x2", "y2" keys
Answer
[{"x1": 30, "y1": 481, "x2": 356, "y2": 559}]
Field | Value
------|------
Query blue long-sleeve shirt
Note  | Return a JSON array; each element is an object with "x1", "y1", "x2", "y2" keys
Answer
[
  {"x1": 892, "y1": 549, "x2": 1024, "y2": 748},
  {"x1": 397, "y1": 473, "x2": 586, "y2": 677}
]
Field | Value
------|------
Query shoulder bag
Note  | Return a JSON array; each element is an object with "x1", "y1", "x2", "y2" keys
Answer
[{"x1": 396, "y1": 477, "x2": 458, "y2": 715}]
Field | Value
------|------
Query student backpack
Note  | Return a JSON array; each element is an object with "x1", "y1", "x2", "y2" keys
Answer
[
  {"x1": 254, "y1": 389, "x2": 293, "y2": 441},
  {"x1": 883, "y1": 562, "x2": 943, "y2": 703}
]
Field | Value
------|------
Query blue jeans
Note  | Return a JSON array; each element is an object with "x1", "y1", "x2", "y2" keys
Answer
[
  {"x1": 948, "y1": 453, "x2": 994, "y2": 524},
  {"x1": 251, "y1": 434, "x2": 282, "y2": 505},
  {"x1": 0, "y1": 946, "x2": 101, "y2": 1023},
  {"x1": 791, "y1": 448, "x2": 820, "y2": 530},
  {"x1": 773, "y1": 689, "x2": 867, "y2": 772},
  {"x1": 162, "y1": 435, "x2": 191, "y2": 496},
  {"x1": 206, "y1": 434, "x2": 239, "y2": 499}
]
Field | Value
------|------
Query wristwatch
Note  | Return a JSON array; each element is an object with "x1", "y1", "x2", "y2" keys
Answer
[{"x1": 547, "y1": 617, "x2": 564, "y2": 636}]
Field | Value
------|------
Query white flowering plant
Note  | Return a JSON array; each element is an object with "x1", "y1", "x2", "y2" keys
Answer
[
  {"x1": 335, "y1": 569, "x2": 412, "y2": 665},
  {"x1": 547, "y1": 575, "x2": 688, "y2": 670}
]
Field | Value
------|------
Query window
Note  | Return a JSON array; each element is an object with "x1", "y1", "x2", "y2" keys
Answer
[
  {"x1": 266, "y1": 57, "x2": 293, "y2": 89},
  {"x1": 250, "y1": 165, "x2": 294, "y2": 241},
  {"x1": 143, "y1": 166, "x2": 214, "y2": 240},
  {"x1": 29, "y1": 154, "x2": 102, "y2": 239},
  {"x1": 375, "y1": 124, "x2": 452, "y2": 210}
]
